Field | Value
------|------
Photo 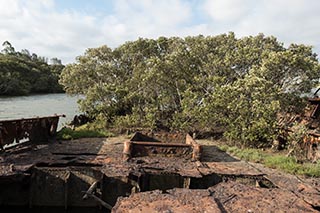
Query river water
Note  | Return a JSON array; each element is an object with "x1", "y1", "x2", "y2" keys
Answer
[{"x1": 0, "y1": 93, "x2": 81, "y2": 129}]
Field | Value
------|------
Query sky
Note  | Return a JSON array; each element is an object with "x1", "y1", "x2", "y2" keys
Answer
[{"x1": 0, "y1": 0, "x2": 319, "y2": 64}]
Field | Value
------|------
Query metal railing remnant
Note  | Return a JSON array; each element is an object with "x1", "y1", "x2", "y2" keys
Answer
[{"x1": 0, "y1": 114, "x2": 65, "y2": 150}]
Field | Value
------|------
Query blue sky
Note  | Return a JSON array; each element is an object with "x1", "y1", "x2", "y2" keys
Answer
[{"x1": 0, "y1": 0, "x2": 319, "y2": 63}]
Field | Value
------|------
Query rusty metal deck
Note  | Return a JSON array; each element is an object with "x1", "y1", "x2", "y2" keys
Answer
[
  {"x1": 112, "y1": 182, "x2": 318, "y2": 213},
  {"x1": 0, "y1": 135, "x2": 319, "y2": 212},
  {"x1": 123, "y1": 132, "x2": 202, "y2": 161}
]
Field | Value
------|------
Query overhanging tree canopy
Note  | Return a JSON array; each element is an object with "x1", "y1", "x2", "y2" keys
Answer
[{"x1": 59, "y1": 33, "x2": 320, "y2": 146}]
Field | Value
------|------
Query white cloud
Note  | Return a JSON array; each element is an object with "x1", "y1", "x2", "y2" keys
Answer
[
  {"x1": 24, "y1": 0, "x2": 55, "y2": 11},
  {"x1": 0, "y1": 0, "x2": 101, "y2": 63},
  {"x1": 239, "y1": 0, "x2": 320, "y2": 48},
  {"x1": 0, "y1": 0, "x2": 197, "y2": 63},
  {"x1": 0, "y1": 0, "x2": 20, "y2": 18},
  {"x1": 114, "y1": 0, "x2": 191, "y2": 26},
  {"x1": 202, "y1": 0, "x2": 320, "y2": 54},
  {"x1": 0, "y1": 0, "x2": 319, "y2": 63},
  {"x1": 203, "y1": 0, "x2": 254, "y2": 22},
  {"x1": 110, "y1": 0, "x2": 193, "y2": 39}
]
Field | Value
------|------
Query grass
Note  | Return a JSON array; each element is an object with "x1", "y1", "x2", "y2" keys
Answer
[
  {"x1": 220, "y1": 145, "x2": 267, "y2": 163},
  {"x1": 219, "y1": 145, "x2": 320, "y2": 177},
  {"x1": 57, "y1": 123, "x2": 114, "y2": 140}
]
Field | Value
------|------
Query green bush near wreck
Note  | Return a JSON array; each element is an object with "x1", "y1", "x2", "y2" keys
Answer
[
  {"x1": 57, "y1": 124, "x2": 114, "y2": 140},
  {"x1": 59, "y1": 33, "x2": 320, "y2": 148}
]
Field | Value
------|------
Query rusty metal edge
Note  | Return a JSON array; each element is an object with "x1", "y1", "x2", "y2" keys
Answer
[
  {"x1": 130, "y1": 141, "x2": 192, "y2": 147},
  {"x1": 0, "y1": 114, "x2": 66, "y2": 123}
]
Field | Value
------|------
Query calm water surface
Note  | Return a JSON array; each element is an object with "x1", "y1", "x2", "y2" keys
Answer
[{"x1": 0, "y1": 93, "x2": 81, "y2": 129}]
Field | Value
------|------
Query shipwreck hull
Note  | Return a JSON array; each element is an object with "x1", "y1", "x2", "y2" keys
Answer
[
  {"x1": 1, "y1": 132, "x2": 319, "y2": 212},
  {"x1": 0, "y1": 115, "x2": 64, "y2": 150},
  {"x1": 123, "y1": 132, "x2": 202, "y2": 161}
]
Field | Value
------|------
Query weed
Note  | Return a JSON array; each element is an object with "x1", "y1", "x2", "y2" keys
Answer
[
  {"x1": 219, "y1": 145, "x2": 320, "y2": 177},
  {"x1": 57, "y1": 123, "x2": 114, "y2": 140}
]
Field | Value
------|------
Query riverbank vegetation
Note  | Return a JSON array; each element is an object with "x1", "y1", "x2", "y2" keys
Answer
[
  {"x1": 59, "y1": 33, "x2": 320, "y2": 148},
  {"x1": 0, "y1": 41, "x2": 64, "y2": 96}
]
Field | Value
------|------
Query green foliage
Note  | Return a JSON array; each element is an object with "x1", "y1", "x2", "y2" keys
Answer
[
  {"x1": 228, "y1": 147, "x2": 267, "y2": 162},
  {"x1": 59, "y1": 33, "x2": 320, "y2": 147},
  {"x1": 57, "y1": 123, "x2": 114, "y2": 140},
  {"x1": 286, "y1": 122, "x2": 308, "y2": 158},
  {"x1": 222, "y1": 145, "x2": 320, "y2": 177},
  {"x1": 223, "y1": 72, "x2": 280, "y2": 147},
  {"x1": 0, "y1": 41, "x2": 64, "y2": 96},
  {"x1": 301, "y1": 162, "x2": 320, "y2": 177},
  {"x1": 264, "y1": 155, "x2": 301, "y2": 172},
  {"x1": 57, "y1": 127, "x2": 104, "y2": 140}
]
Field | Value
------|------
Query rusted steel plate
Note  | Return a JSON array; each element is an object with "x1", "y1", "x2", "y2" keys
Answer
[
  {"x1": 124, "y1": 132, "x2": 202, "y2": 161},
  {"x1": 249, "y1": 162, "x2": 320, "y2": 207},
  {"x1": 112, "y1": 189, "x2": 221, "y2": 213},
  {"x1": 113, "y1": 182, "x2": 316, "y2": 212},
  {"x1": 130, "y1": 131, "x2": 186, "y2": 144},
  {"x1": 201, "y1": 161, "x2": 264, "y2": 176},
  {"x1": 113, "y1": 181, "x2": 317, "y2": 212},
  {"x1": 0, "y1": 114, "x2": 64, "y2": 149},
  {"x1": 177, "y1": 168, "x2": 202, "y2": 178},
  {"x1": 131, "y1": 141, "x2": 191, "y2": 147},
  {"x1": 209, "y1": 181, "x2": 317, "y2": 212},
  {"x1": 1, "y1": 134, "x2": 319, "y2": 210}
]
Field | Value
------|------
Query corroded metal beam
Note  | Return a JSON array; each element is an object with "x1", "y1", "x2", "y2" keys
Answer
[{"x1": 0, "y1": 114, "x2": 65, "y2": 149}]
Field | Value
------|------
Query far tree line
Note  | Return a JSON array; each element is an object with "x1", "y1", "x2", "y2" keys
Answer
[
  {"x1": 59, "y1": 33, "x2": 320, "y2": 147},
  {"x1": 0, "y1": 41, "x2": 64, "y2": 96}
]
